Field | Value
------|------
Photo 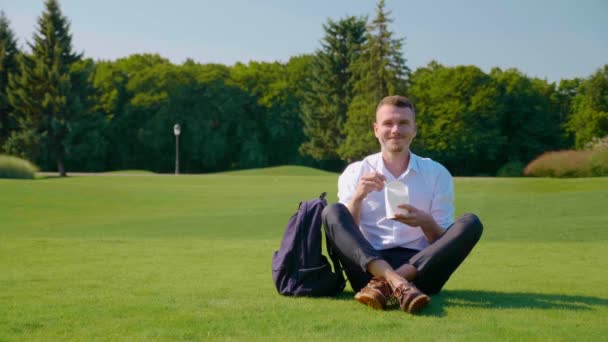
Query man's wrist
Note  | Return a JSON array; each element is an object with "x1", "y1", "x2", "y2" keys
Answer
[
  {"x1": 350, "y1": 192, "x2": 366, "y2": 207},
  {"x1": 419, "y1": 216, "x2": 444, "y2": 242}
]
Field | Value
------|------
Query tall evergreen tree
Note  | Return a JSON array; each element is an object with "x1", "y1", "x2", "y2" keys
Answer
[
  {"x1": 0, "y1": 11, "x2": 19, "y2": 149},
  {"x1": 6, "y1": 0, "x2": 82, "y2": 176},
  {"x1": 339, "y1": 0, "x2": 409, "y2": 161},
  {"x1": 299, "y1": 16, "x2": 366, "y2": 169}
]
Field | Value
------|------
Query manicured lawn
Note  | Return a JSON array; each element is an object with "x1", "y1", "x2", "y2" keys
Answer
[{"x1": 1, "y1": 167, "x2": 607, "y2": 341}]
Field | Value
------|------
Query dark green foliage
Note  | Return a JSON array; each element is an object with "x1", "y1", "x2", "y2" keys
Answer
[
  {"x1": 410, "y1": 62, "x2": 505, "y2": 175},
  {"x1": 491, "y1": 68, "x2": 565, "y2": 168},
  {"x1": 552, "y1": 77, "x2": 581, "y2": 147},
  {"x1": 6, "y1": 0, "x2": 82, "y2": 176},
  {"x1": 0, "y1": 12, "x2": 20, "y2": 149},
  {"x1": 230, "y1": 58, "x2": 311, "y2": 169},
  {"x1": 408, "y1": 63, "x2": 571, "y2": 176},
  {"x1": 60, "y1": 54, "x2": 315, "y2": 173},
  {"x1": 174, "y1": 63, "x2": 252, "y2": 172},
  {"x1": 566, "y1": 65, "x2": 608, "y2": 149},
  {"x1": 86, "y1": 55, "x2": 254, "y2": 173},
  {"x1": 496, "y1": 161, "x2": 525, "y2": 177},
  {"x1": 300, "y1": 16, "x2": 366, "y2": 169},
  {"x1": 0, "y1": 2, "x2": 603, "y2": 175},
  {"x1": 339, "y1": 0, "x2": 409, "y2": 161},
  {"x1": 63, "y1": 58, "x2": 108, "y2": 171}
]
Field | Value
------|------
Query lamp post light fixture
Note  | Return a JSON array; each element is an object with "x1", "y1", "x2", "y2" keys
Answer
[{"x1": 174, "y1": 123, "x2": 181, "y2": 175}]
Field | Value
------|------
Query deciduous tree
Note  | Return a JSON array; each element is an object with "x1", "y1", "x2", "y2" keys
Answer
[
  {"x1": 566, "y1": 65, "x2": 608, "y2": 148},
  {"x1": 491, "y1": 68, "x2": 564, "y2": 166},
  {"x1": 410, "y1": 62, "x2": 504, "y2": 175}
]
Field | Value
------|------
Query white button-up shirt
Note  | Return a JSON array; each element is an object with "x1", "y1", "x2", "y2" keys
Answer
[{"x1": 338, "y1": 152, "x2": 454, "y2": 251}]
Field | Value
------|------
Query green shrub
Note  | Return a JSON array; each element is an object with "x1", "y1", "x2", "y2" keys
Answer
[
  {"x1": 524, "y1": 150, "x2": 595, "y2": 177},
  {"x1": 0, "y1": 155, "x2": 39, "y2": 179},
  {"x1": 590, "y1": 149, "x2": 608, "y2": 176},
  {"x1": 496, "y1": 161, "x2": 525, "y2": 177}
]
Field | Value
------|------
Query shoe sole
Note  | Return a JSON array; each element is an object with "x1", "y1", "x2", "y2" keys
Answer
[
  {"x1": 354, "y1": 293, "x2": 385, "y2": 310},
  {"x1": 407, "y1": 294, "x2": 430, "y2": 314}
]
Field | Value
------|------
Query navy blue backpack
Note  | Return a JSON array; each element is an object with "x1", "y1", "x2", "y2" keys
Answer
[{"x1": 272, "y1": 192, "x2": 345, "y2": 297}]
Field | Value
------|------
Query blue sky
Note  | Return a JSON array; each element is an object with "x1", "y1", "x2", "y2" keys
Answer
[{"x1": 2, "y1": 0, "x2": 607, "y2": 83}]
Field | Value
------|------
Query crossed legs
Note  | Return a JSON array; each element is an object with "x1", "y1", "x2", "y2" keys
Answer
[{"x1": 322, "y1": 203, "x2": 483, "y2": 311}]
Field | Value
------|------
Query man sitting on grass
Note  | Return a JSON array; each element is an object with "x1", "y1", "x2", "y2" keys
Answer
[{"x1": 323, "y1": 95, "x2": 483, "y2": 314}]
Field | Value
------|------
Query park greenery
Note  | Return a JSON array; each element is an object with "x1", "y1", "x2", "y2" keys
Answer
[
  {"x1": 1, "y1": 0, "x2": 607, "y2": 176},
  {"x1": 0, "y1": 154, "x2": 38, "y2": 179},
  {"x1": 1, "y1": 170, "x2": 607, "y2": 340}
]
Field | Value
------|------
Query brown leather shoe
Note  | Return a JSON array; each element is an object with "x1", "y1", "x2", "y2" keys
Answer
[
  {"x1": 354, "y1": 277, "x2": 392, "y2": 310},
  {"x1": 392, "y1": 282, "x2": 430, "y2": 313}
]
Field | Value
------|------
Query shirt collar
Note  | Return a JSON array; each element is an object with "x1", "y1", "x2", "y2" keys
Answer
[
  {"x1": 408, "y1": 152, "x2": 420, "y2": 173},
  {"x1": 376, "y1": 151, "x2": 419, "y2": 180}
]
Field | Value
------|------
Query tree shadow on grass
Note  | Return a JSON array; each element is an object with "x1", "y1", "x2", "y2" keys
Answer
[
  {"x1": 419, "y1": 290, "x2": 608, "y2": 317},
  {"x1": 331, "y1": 290, "x2": 608, "y2": 317}
]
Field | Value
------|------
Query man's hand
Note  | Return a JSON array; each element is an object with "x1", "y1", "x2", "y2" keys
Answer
[
  {"x1": 393, "y1": 204, "x2": 433, "y2": 227},
  {"x1": 347, "y1": 171, "x2": 386, "y2": 226},
  {"x1": 393, "y1": 204, "x2": 444, "y2": 243},
  {"x1": 353, "y1": 171, "x2": 386, "y2": 202}
]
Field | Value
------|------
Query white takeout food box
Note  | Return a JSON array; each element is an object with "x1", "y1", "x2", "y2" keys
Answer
[{"x1": 385, "y1": 180, "x2": 409, "y2": 219}]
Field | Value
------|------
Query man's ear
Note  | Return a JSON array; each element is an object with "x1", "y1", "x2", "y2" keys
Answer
[{"x1": 373, "y1": 122, "x2": 379, "y2": 138}]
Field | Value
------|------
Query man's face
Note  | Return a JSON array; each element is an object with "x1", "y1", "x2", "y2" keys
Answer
[{"x1": 374, "y1": 104, "x2": 417, "y2": 153}]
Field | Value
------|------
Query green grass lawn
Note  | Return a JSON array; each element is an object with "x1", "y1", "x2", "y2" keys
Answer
[{"x1": 1, "y1": 167, "x2": 607, "y2": 341}]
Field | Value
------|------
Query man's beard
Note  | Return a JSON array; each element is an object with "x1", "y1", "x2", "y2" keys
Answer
[
  {"x1": 383, "y1": 138, "x2": 406, "y2": 152},
  {"x1": 387, "y1": 145, "x2": 405, "y2": 152}
]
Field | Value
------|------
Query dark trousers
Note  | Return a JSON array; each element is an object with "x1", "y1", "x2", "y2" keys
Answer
[{"x1": 322, "y1": 203, "x2": 483, "y2": 294}]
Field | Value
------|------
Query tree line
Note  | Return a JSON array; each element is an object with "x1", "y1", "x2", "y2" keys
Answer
[{"x1": 1, "y1": 0, "x2": 607, "y2": 176}]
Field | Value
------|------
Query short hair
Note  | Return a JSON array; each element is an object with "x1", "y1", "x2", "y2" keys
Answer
[{"x1": 376, "y1": 95, "x2": 415, "y2": 114}]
